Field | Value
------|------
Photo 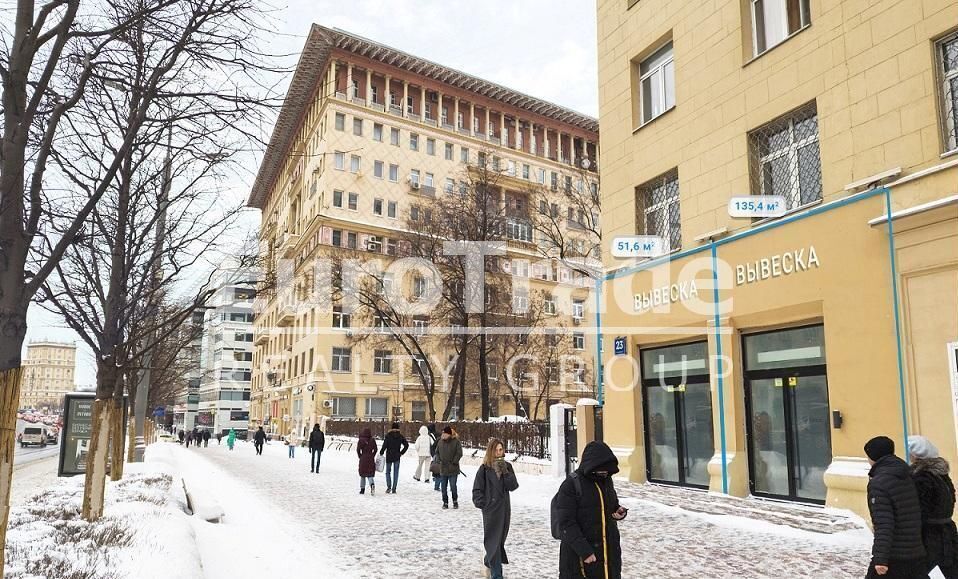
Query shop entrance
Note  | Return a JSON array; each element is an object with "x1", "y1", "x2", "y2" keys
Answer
[
  {"x1": 744, "y1": 325, "x2": 831, "y2": 503},
  {"x1": 641, "y1": 342, "x2": 713, "y2": 488}
]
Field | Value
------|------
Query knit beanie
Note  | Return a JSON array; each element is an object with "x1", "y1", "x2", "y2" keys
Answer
[
  {"x1": 864, "y1": 436, "x2": 895, "y2": 461},
  {"x1": 907, "y1": 435, "x2": 939, "y2": 460},
  {"x1": 442, "y1": 426, "x2": 452, "y2": 435}
]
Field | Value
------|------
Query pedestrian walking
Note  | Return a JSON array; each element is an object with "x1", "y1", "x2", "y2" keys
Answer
[
  {"x1": 436, "y1": 426, "x2": 463, "y2": 509},
  {"x1": 286, "y1": 430, "x2": 297, "y2": 459},
  {"x1": 379, "y1": 422, "x2": 409, "y2": 494},
  {"x1": 357, "y1": 428, "x2": 377, "y2": 495},
  {"x1": 554, "y1": 441, "x2": 628, "y2": 579},
  {"x1": 308, "y1": 424, "x2": 325, "y2": 473},
  {"x1": 907, "y1": 435, "x2": 958, "y2": 578},
  {"x1": 864, "y1": 435, "x2": 926, "y2": 579},
  {"x1": 253, "y1": 426, "x2": 266, "y2": 455},
  {"x1": 202, "y1": 429, "x2": 211, "y2": 447},
  {"x1": 185, "y1": 431, "x2": 193, "y2": 448},
  {"x1": 227, "y1": 428, "x2": 236, "y2": 451},
  {"x1": 177, "y1": 430, "x2": 185, "y2": 444},
  {"x1": 428, "y1": 423, "x2": 441, "y2": 491},
  {"x1": 216, "y1": 432, "x2": 222, "y2": 445},
  {"x1": 413, "y1": 425, "x2": 433, "y2": 483},
  {"x1": 473, "y1": 438, "x2": 519, "y2": 579}
]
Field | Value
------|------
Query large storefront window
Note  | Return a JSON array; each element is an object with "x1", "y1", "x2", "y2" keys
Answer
[
  {"x1": 641, "y1": 341, "x2": 713, "y2": 487},
  {"x1": 744, "y1": 324, "x2": 831, "y2": 503}
]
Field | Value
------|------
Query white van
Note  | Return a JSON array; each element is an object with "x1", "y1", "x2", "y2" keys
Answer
[{"x1": 20, "y1": 426, "x2": 48, "y2": 448}]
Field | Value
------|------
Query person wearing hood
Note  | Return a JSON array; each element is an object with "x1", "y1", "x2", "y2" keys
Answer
[
  {"x1": 908, "y1": 435, "x2": 958, "y2": 578},
  {"x1": 555, "y1": 441, "x2": 627, "y2": 579},
  {"x1": 308, "y1": 424, "x2": 325, "y2": 473},
  {"x1": 379, "y1": 422, "x2": 409, "y2": 494},
  {"x1": 357, "y1": 428, "x2": 378, "y2": 495},
  {"x1": 473, "y1": 438, "x2": 519, "y2": 579},
  {"x1": 253, "y1": 426, "x2": 266, "y2": 455},
  {"x1": 436, "y1": 426, "x2": 463, "y2": 509},
  {"x1": 864, "y1": 435, "x2": 925, "y2": 578},
  {"x1": 413, "y1": 425, "x2": 433, "y2": 483},
  {"x1": 226, "y1": 428, "x2": 236, "y2": 451}
]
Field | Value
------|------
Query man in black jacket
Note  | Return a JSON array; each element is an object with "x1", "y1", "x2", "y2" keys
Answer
[
  {"x1": 253, "y1": 426, "x2": 267, "y2": 455},
  {"x1": 308, "y1": 424, "x2": 325, "y2": 473},
  {"x1": 555, "y1": 441, "x2": 628, "y2": 579},
  {"x1": 380, "y1": 423, "x2": 409, "y2": 494},
  {"x1": 865, "y1": 435, "x2": 926, "y2": 578}
]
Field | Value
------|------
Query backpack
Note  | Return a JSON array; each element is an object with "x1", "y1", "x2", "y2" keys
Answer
[{"x1": 550, "y1": 472, "x2": 583, "y2": 540}]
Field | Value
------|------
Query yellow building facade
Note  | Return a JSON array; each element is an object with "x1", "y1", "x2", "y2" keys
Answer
[
  {"x1": 20, "y1": 341, "x2": 77, "y2": 410},
  {"x1": 248, "y1": 26, "x2": 600, "y2": 438},
  {"x1": 596, "y1": 0, "x2": 958, "y2": 517}
]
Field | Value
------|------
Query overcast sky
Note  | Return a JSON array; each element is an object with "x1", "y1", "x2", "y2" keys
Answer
[{"x1": 25, "y1": 0, "x2": 600, "y2": 386}]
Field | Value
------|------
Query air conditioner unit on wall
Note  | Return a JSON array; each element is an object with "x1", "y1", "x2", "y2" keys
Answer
[
  {"x1": 410, "y1": 182, "x2": 420, "y2": 190},
  {"x1": 322, "y1": 399, "x2": 334, "y2": 408}
]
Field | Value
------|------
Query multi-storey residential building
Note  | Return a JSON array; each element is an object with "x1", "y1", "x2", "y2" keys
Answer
[
  {"x1": 195, "y1": 269, "x2": 257, "y2": 438},
  {"x1": 248, "y1": 25, "x2": 600, "y2": 438},
  {"x1": 20, "y1": 341, "x2": 77, "y2": 410},
  {"x1": 596, "y1": 0, "x2": 958, "y2": 518}
]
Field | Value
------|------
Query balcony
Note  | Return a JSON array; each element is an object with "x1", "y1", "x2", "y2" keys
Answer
[
  {"x1": 351, "y1": 96, "x2": 366, "y2": 106},
  {"x1": 254, "y1": 332, "x2": 269, "y2": 346},
  {"x1": 277, "y1": 231, "x2": 300, "y2": 258},
  {"x1": 276, "y1": 303, "x2": 296, "y2": 327},
  {"x1": 389, "y1": 105, "x2": 402, "y2": 116},
  {"x1": 369, "y1": 100, "x2": 385, "y2": 112},
  {"x1": 458, "y1": 127, "x2": 471, "y2": 136},
  {"x1": 418, "y1": 185, "x2": 437, "y2": 198}
]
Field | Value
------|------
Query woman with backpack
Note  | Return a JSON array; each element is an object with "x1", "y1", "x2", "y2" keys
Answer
[
  {"x1": 356, "y1": 428, "x2": 378, "y2": 495},
  {"x1": 473, "y1": 438, "x2": 519, "y2": 579}
]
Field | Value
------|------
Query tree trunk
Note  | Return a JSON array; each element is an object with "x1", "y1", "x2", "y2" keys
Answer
[
  {"x1": 0, "y1": 367, "x2": 23, "y2": 572},
  {"x1": 110, "y1": 400, "x2": 125, "y2": 481},
  {"x1": 82, "y1": 398, "x2": 113, "y2": 521},
  {"x1": 126, "y1": 416, "x2": 135, "y2": 464}
]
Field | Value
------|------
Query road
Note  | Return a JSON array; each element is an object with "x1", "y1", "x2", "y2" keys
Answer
[{"x1": 10, "y1": 419, "x2": 61, "y2": 505}]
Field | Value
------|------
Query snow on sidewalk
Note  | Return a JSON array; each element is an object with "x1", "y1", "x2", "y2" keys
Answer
[
  {"x1": 146, "y1": 442, "x2": 355, "y2": 579},
  {"x1": 165, "y1": 437, "x2": 873, "y2": 578}
]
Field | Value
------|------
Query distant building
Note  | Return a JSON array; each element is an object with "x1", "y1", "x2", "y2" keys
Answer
[{"x1": 20, "y1": 341, "x2": 77, "y2": 410}]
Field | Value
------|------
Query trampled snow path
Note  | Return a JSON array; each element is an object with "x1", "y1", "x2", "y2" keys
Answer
[{"x1": 154, "y1": 438, "x2": 873, "y2": 578}]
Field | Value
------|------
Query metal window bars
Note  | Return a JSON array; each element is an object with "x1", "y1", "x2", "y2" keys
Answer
[
  {"x1": 638, "y1": 169, "x2": 681, "y2": 251},
  {"x1": 940, "y1": 33, "x2": 958, "y2": 152},
  {"x1": 749, "y1": 102, "x2": 822, "y2": 211}
]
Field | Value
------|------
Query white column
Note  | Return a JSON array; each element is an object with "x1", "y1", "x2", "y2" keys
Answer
[
  {"x1": 454, "y1": 98, "x2": 460, "y2": 129},
  {"x1": 420, "y1": 86, "x2": 426, "y2": 119},
  {"x1": 346, "y1": 64, "x2": 353, "y2": 98},
  {"x1": 438, "y1": 91, "x2": 445, "y2": 124},
  {"x1": 402, "y1": 81, "x2": 409, "y2": 116},
  {"x1": 329, "y1": 61, "x2": 338, "y2": 98},
  {"x1": 557, "y1": 132, "x2": 563, "y2": 163},
  {"x1": 581, "y1": 137, "x2": 588, "y2": 163},
  {"x1": 385, "y1": 74, "x2": 392, "y2": 108},
  {"x1": 365, "y1": 69, "x2": 372, "y2": 104},
  {"x1": 484, "y1": 108, "x2": 490, "y2": 138},
  {"x1": 544, "y1": 128, "x2": 551, "y2": 159},
  {"x1": 529, "y1": 122, "x2": 536, "y2": 155},
  {"x1": 499, "y1": 113, "x2": 506, "y2": 144},
  {"x1": 515, "y1": 117, "x2": 522, "y2": 150},
  {"x1": 470, "y1": 102, "x2": 475, "y2": 134}
]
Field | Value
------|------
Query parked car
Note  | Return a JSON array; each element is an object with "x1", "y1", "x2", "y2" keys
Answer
[
  {"x1": 46, "y1": 428, "x2": 58, "y2": 444},
  {"x1": 20, "y1": 426, "x2": 48, "y2": 448}
]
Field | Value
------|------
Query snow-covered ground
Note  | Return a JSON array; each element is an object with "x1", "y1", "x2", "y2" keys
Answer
[{"x1": 159, "y1": 438, "x2": 872, "y2": 578}]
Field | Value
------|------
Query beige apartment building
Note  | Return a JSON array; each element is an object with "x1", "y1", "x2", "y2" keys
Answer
[
  {"x1": 20, "y1": 341, "x2": 77, "y2": 410},
  {"x1": 248, "y1": 25, "x2": 600, "y2": 438},
  {"x1": 596, "y1": 0, "x2": 958, "y2": 518}
]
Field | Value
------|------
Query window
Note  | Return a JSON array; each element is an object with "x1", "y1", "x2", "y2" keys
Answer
[
  {"x1": 573, "y1": 332, "x2": 585, "y2": 350},
  {"x1": 335, "y1": 113, "x2": 345, "y2": 131},
  {"x1": 373, "y1": 123, "x2": 383, "y2": 141},
  {"x1": 365, "y1": 397, "x2": 388, "y2": 418},
  {"x1": 506, "y1": 220, "x2": 533, "y2": 243},
  {"x1": 374, "y1": 350, "x2": 392, "y2": 374},
  {"x1": 545, "y1": 295, "x2": 556, "y2": 315},
  {"x1": 350, "y1": 155, "x2": 361, "y2": 173},
  {"x1": 331, "y1": 397, "x2": 356, "y2": 417},
  {"x1": 331, "y1": 347, "x2": 351, "y2": 372},
  {"x1": 412, "y1": 275, "x2": 427, "y2": 299},
  {"x1": 334, "y1": 151, "x2": 345, "y2": 170},
  {"x1": 461, "y1": 147, "x2": 470, "y2": 163},
  {"x1": 426, "y1": 138, "x2": 436, "y2": 155},
  {"x1": 550, "y1": 171, "x2": 558, "y2": 191},
  {"x1": 487, "y1": 362, "x2": 498, "y2": 382},
  {"x1": 374, "y1": 160, "x2": 384, "y2": 179},
  {"x1": 411, "y1": 206, "x2": 421, "y2": 222},
  {"x1": 445, "y1": 143, "x2": 454, "y2": 160},
  {"x1": 389, "y1": 163, "x2": 399, "y2": 182},
  {"x1": 348, "y1": 192, "x2": 358, "y2": 211},
  {"x1": 639, "y1": 41, "x2": 675, "y2": 125},
  {"x1": 353, "y1": 117, "x2": 363, "y2": 136},
  {"x1": 332, "y1": 306, "x2": 351, "y2": 329},
  {"x1": 751, "y1": 0, "x2": 811, "y2": 56},
  {"x1": 424, "y1": 173, "x2": 434, "y2": 187},
  {"x1": 332, "y1": 190, "x2": 343, "y2": 207},
  {"x1": 573, "y1": 363, "x2": 586, "y2": 384},
  {"x1": 748, "y1": 102, "x2": 821, "y2": 211},
  {"x1": 444, "y1": 178, "x2": 455, "y2": 193},
  {"x1": 507, "y1": 160, "x2": 515, "y2": 176},
  {"x1": 386, "y1": 238, "x2": 397, "y2": 254},
  {"x1": 938, "y1": 32, "x2": 958, "y2": 152},
  {"x1": 637, "y1": 169, "x2": 681, "y2": 252},
  {"x1": 572, "y1": 300, "x2": 585, "y2": 320},
  {"x1": 331, "y1": 229, "x2": 342, "y2": 246},
  {"x1": 537, "y1": 168, "x2": 546, "y2": 184},
  {"x1": 410, "y1": 133, "x2": 419, "y2": 151},
  {"x1": 410, "y1": 169, "x2": 420, "y2": 186},
  {"x1": 373, "y1": 198, "x2": 384, "y2": 216},
  {"x1": 387, "y1": 201, "x2": 397, "y2": 218},
  {"x1": 493, "y1": 156, "x2": 501, "y2": 171},
  {"x1": 512, "y1": 293, "x2": 529, "y2": 313},
  {"x1": 373, "y1": 316, "x2": 388, "y2": 333},
  {"x1": 412, "y1": 316, "x2": 428, "y2": 335},
  {"x1": 411, "y1": 401, "x2": 427, "y2": 422},
  {"x1": 347, "y1": 232, "x2": 357, "y2": 249},
  {"x1": 522, "y1": 164, "x2": 530, "y2": 179},
  {"x1": 390, "y1": 127, "x2": 400, "y2": 146}
]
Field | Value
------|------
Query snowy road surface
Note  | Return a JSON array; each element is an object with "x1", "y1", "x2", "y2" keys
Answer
[{"x1": 150, "y1": 440, "x2": 872, "y2": 578}]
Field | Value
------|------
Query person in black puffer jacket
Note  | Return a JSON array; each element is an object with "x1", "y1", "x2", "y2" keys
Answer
[
  {"x1": 908, "y1": 435, "x2": 958, "y2": 578},
  {"x1": 556, "y1": 441, "x2": 628, "y2": 579},
  {"x1": 864, "y1": 436, "x2": 926, "y2": 579},
  {"x1": 379, "y1": 423, "x2": 409, "y2": 494}
]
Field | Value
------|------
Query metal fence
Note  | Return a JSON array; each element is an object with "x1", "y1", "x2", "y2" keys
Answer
[{"x1": 324, "y1": 419, "x2": 551, "y2": 460}]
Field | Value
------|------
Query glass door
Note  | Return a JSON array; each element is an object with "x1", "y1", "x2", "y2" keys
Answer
[{"x1": 744, "y1": 325, "x2": 831, "y2": 503}]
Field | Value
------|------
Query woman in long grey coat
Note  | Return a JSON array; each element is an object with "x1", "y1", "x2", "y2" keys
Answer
[{"x1": 472, "y1": 438, "x2": 519, "y2": 579}]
